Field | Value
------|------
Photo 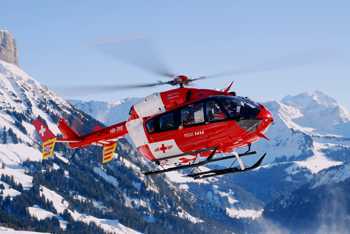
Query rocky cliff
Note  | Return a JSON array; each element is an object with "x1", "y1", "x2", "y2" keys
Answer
[{"x1": 0, "y1": 30, "x2": 19, "y2": 67}]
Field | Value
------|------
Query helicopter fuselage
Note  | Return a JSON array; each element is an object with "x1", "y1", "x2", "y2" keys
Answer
[{"x1": 126, "y1": 87, "x2": 273, "y2": 166}]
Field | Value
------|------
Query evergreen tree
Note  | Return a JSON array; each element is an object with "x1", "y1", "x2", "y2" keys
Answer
[
  {"x1": 3, "y1": 127, "x2": 7, "y2": 144},
  {"x1": 8, "y1": 128, "x2": 18, "y2": 144}
]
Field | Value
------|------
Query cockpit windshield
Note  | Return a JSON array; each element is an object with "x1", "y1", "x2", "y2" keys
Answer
[{"x1": 217, "y1": 96, "x2": 261, "y2": 118}]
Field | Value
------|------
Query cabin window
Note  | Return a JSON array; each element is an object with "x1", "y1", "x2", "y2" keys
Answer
[
  {"x1": 146, "y1": 101, "x2": 206, "y2": 134},
  {"x1": 146, "y1": 119, "x2": 154, "y2": 133},
  {"x1": 181, "y1": 103, "x2": 204, "y2": 126},
  {"x1": 160, "y1": 113, "x2": 174, "y2": 131},
  {"x1": 206, "y1": 101, "x2": 227, "y2": 122}
]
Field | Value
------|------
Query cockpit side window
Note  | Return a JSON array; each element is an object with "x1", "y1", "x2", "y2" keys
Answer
[
  {"x1": 219, "y1": 97, "x2": 240, "y2": 117},
  {"x1": 218, "y1": 96, "x2": 260, "y2": 118},
  {"x1": 206, "y1": 101, "x2": 227, "y2": 122}
]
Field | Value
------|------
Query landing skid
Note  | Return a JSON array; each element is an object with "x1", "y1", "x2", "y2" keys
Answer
[
  {"x1": 142, "y1": 147, "x2": 266, "y2": 179},
  {"x1": 185, "y1": 153, "x2": 266, "y2": 180}
]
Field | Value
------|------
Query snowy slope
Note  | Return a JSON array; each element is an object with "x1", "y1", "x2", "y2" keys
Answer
[
  {"x1": 0, "y1": 60, "x2": 73, "y2": 160},
  {"x1": 35, "y1": 185, "x2": 142, "y2": 234},
  {"x1": 261, "y1": 158, "x2": 350, "y2": 233},
  {"x1": 312, "y1": 158, "x2": 350, "y2": 188},
  {"x1": 0, "y1": 227, "x2": 49, "y2": 234}
]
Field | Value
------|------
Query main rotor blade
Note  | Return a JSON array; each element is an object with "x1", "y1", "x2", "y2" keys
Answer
[
  {"x1": 207, "y1": 46, "x2": 342, "y2": 79},
  {"x1": 85, "y1": 34, "x2": 173, "y2": 77},
  {"x1": 51, "y1": 82, "x2": 170, "y2": 97}
]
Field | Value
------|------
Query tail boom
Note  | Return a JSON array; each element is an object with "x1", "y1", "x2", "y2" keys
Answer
[
  {"x1": 68, "y1": 121, "x2": 128, "y2": 148},
  {"x1": 33, "y1": 117, "x2": 128, "y2": 163}
]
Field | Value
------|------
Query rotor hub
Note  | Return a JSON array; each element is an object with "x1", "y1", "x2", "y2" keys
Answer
[{"x1": 171, "y1": 75, "x2": 192, "y2": 87}]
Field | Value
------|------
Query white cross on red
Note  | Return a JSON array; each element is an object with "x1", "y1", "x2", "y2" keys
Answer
[{"x1": 39, "y1": 125, "x2": 46, "y2": 137}]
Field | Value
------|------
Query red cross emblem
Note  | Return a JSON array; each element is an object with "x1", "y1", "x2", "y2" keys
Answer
[{"x1": 155, "y1": 144, "x2": 173, "y2": 153}]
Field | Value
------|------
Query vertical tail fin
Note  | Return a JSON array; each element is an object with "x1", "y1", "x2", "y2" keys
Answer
[
  {"x1": 58, "y1": 117, "x2": 80, "y2": 139},
  {"x1": 32, "y1": 119, "x2": 56, "y2": 142},
  {"x1": 32, "y1": 119, "x2": 57, "y2": 159}
]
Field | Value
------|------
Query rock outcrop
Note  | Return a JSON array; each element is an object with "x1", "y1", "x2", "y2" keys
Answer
[{"x1": 0, "y1": 30, "x2": 19, "y2": 67}]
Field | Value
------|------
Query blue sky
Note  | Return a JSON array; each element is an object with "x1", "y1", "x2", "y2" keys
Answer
[{"x1": 1, "y1": 1, "x2": 350, "y2": 109}]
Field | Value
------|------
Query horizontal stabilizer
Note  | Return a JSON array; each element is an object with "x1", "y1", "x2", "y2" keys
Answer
[{"x1": 93, "y1": 125, "x2": 103, "y2": 131}]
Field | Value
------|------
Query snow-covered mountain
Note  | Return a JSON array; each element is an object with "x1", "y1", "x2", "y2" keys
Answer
[
  {"x1": 2, "y1": 30, "x2": 350, "y2": 233},
  {"x1": 0, "y1": 49, "x2": 258, "y2": 233},
  {"x1": 0, "y1": 60, "x2": 71, "y2": 163},
  {"x1": 230, "y1": 91, "x2": 350, "y2": 205},
  {"x1": 254, "y1": 90, "x2": 350, "y2": 164},
  {"x1": 261, "y1": 158, "x2": 350, "y2": 233}
]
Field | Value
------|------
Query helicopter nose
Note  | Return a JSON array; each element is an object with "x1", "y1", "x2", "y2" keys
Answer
[{"x1": 256, "y1": 108, "x2": 274, "y2": 122}]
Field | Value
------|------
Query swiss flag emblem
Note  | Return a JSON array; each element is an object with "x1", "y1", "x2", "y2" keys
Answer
[{"x1": 32, "y1": 119, "x2": 55, "y2": 142}]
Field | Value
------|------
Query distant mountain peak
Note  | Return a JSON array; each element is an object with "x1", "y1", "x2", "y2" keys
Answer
[{"x1": 281, "y1": 90, "x2": 337, "y2": 110}]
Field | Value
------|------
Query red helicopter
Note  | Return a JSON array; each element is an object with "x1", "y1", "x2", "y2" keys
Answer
[
  {"x1": 32, "y1": 37, "x2": 338, "y2": 179},
  {"x1": 33, "y1": 77, "x2": 272, "y2": 179}
]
